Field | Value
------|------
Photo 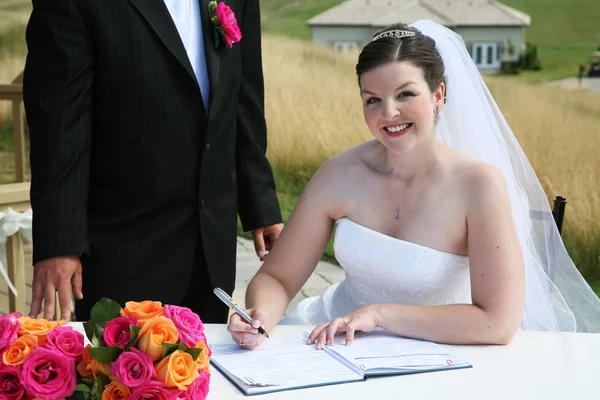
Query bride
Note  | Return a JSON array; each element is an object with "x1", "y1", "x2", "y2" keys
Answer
[{"x1": 227, "y1": 20, "x2": 600, "y2": 349}]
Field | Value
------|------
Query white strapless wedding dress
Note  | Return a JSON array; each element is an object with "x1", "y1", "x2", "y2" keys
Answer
[{"x1": 280, "y1": 218, "x2": 472, "y2": 325}]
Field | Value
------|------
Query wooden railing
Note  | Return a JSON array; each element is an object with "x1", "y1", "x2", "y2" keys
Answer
[
  {"x1": 0, "y1": 182, "x2": 31, "y2": 314},
  {"x1": 0, "y1": 71, "x2": 26, "y2": 183},
  {"x1": 0, "y1": 70, "x2": 30, "y2": 314}
]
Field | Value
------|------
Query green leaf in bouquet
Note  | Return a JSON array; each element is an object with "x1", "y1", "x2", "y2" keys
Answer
[
  {"x1": 184, "y1": 347, "x2": 202, "y2": 361},
  {"x1": 92, "y1": 375, "x2": 110, "y2": 399},
  {"x1": 128, "y1": 324, "x2": 141, "y2": 348},
  {"x1": 67, "y1": 390, "x2": 89, "y2": 400},
  {"x1": 82, "y1": 378, "x2": 95, "y2": 386},
  {"x1": 161, "y1": 342, "x2": 182, "y2": 359},
  {"x1": 88, "y1": 346, "x2": 123, "y2": 363},
  {"x1": 90, "y1": 297, "x2": 122, "y2": 324},
  {"x1": 76, "y1": 383, "x2": 91, "y2": 393},
  {"x1": 91, "y1": 334, "x2": 101, "y2": 348},
  {"x1": 94, "y1": 322, "x2": 106, "y2": 344},
  {"x1": 83, "y1": 321, "x2": 96, "y2": 344}
]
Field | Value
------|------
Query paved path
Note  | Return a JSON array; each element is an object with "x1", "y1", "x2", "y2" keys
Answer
[
  {"x1": 233, "y1": 237, "x2": 344, "y2": 312},
  {"x1": 549, "y1": 77, "x2": 600, "y2": 92}
]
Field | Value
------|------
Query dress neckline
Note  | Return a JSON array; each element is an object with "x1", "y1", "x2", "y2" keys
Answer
[{"x1": 337, "y1": 217, "x2": 468, "y2": 260}]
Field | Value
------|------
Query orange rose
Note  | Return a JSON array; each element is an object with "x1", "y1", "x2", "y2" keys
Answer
[
  {"x1": 77, "y1": 344, "x2": 112, "y2": 379},
  {"x1": 2, "y1": 334, "x2": 37, "y2": 366},
  {"x1": 101, "y1": 376, "x2": 130, "y2": 400},
  {"x1": 155, "y1": 350, "x2": 199, "y2": 391},
  {"x1": 17, "y1": 317, "x2": 64, "y2": 345},
  {"x1": 194, "y1": 340, "x2": 210, "y2": 372},
  {"x1": 136, "y1": 316, "x2": 179, "y2": 361},
  {"x1": 120, "y1": 300, "x2": 164, "y2": 326}
]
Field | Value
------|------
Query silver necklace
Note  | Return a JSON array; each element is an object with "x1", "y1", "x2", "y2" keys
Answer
[{"x1": 390, "y1": 144, "x2": 440, "y2": 221}]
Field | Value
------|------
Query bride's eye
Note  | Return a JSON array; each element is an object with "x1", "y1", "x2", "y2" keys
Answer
[
  {"x1": 366, "y1": 97, "x2": 380, "y2": 105},
  {"x1": 398, "y1": 91, "x2": 415, "y2": 99}
]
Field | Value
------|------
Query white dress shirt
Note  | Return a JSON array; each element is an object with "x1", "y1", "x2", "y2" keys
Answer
[{"x1": 163, "y1": 0, "x2": 211, "y2": 113}]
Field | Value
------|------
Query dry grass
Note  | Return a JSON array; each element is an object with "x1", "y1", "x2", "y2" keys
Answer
[{"x1": 262, "y1": 36, "x2": 369, "y2": 167}]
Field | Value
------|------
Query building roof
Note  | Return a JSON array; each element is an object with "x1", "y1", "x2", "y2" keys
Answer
[{"x1": 307, "y1": 0, "x2": 531, "y2": 28}]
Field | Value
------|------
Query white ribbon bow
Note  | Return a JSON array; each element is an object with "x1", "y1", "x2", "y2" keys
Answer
[{"x1": 0, "y1": 207, "x2": 32, "y2": 296}]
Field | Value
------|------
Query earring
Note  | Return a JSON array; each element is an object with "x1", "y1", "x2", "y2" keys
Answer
[{"x1": 434, "y1": 106, "x2": 441, "y2": 122}]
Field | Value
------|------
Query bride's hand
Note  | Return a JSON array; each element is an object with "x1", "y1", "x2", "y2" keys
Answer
[
  {"x1": 227, "y1": 308, "x2": 268, "y2": 350},
  {"x1": 307, "y1": 305, "x2": 379, "y2": 349}
]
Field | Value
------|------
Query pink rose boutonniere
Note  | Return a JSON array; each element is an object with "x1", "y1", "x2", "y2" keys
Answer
[{"x1": 209, "y1": 0, "x2": 242, "y2": 48}]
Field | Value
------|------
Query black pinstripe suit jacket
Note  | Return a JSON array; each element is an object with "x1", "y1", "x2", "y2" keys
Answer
[{"x1": 23, "y1": 0, "x2": 282, "y2": 308}]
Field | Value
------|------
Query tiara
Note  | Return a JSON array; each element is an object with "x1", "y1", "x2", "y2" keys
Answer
[{"x1": 372, "y1": 30, "x2": 416, "y2": 41}]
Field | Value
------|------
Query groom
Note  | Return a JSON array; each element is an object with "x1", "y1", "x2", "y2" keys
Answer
[{"x1": 23, "y1": 0, "x2": 282, "y2": 322}]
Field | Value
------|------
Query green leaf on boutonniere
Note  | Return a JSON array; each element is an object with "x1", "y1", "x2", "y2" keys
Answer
[
  {"x1": 128, "y1": 324, "x2": 141, "y2": 348},
  {"x1": 213, "y1": 27, "x2": 220, "y2": 48},
  {"x1": 87, "y1": 346, "x2": 123, "y2": 363},
  {"x1": 90, "y1": 297, "x2": 122, "y2": 324},
  {"x1": 209, "y1": 0, "x2": 217, "y2": 16},
  {"x1": 184, "y1": 347, "x2": 202, "y2": 361},
  {"x1": 91, "y1": 375, "x2": 110, "y2": 399}
]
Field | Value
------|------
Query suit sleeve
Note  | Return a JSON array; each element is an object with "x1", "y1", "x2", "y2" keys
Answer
[
  {"x1": 23, "y1": 0, "x2": 93, "y2": 263},
  {"x1": 235, "y1": 0, "x2": 282, "y2": 231}
]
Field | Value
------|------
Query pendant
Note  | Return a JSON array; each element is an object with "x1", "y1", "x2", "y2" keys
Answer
[{"x1": 395, "y1": 207, "x2": 400, "y2": 221}]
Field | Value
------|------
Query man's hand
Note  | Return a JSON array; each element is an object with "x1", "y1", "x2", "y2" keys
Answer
[
  {"x1": 30, "y1": 255, "x2": 83, "y2": 321},
  {"x1": 252, "y1": 223, "x2": 284, "y2": 261}
]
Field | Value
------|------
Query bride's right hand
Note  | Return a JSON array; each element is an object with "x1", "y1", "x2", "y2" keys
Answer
[{"x1": 227, "y1": 308, "x2": 268, "y2": 350}]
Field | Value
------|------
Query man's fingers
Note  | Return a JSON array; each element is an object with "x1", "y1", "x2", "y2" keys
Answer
[
  {"x1": 43, "y1": 283, "x2": 56, "y2": 320},
  {"x1": 252, "y1": 230, "x2": 267, "y2": 259},
  {"x1": 57, "y1": 280, "x2": 73, "y2": 321},
  {"x1": 29, "y1": 273, "x2": 45, "y2": 318},
  {"x1": 71, "y1": 268, "x2": 83, "y2": 300}
]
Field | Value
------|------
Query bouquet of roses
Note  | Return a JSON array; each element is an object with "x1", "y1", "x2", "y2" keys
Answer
[
  {"x1": 0, "y1": 311, "x2": 85, "y2": 399},
  {"x1": 74, "y1": 298, "x2": 211, "y2": 400}
]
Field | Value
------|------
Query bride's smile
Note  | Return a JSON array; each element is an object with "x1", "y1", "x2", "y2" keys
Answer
[{"x1": 383, "y1": 122, "x2": 413, "y2": 137}]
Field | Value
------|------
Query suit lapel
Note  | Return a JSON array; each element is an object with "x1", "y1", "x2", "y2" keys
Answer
[
  {"x1": 199, "y1": 0, "x2": 221, "y2": 110},
  {"x1": 128, "y1": 0, "x2": 199, "y2": 88}
]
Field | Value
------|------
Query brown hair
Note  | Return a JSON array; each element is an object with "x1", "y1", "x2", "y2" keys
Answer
[{"x1": 356, "y1": 23, "x2": 446, "y2": 99}]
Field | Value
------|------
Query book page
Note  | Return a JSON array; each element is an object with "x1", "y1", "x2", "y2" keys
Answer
[
  {"x1": 210, "y1": 335, "x2": 362, "y2": 394},
  {"x1": 325, "y1": 330, "x2": 470, "y2": 374}
]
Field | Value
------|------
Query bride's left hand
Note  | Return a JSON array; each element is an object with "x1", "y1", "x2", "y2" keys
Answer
[{"x1": 307, "y1": 305, "x2": 380, "y2": 349}]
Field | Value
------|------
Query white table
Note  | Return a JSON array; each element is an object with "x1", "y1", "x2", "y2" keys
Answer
[{"x1": 203, "y1": 324, "x2": 600, "y2": 400}]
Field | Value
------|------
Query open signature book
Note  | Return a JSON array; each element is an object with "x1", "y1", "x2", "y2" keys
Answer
[{"x1": 209, "y1": 329, "x2": 472, "y2": 396}]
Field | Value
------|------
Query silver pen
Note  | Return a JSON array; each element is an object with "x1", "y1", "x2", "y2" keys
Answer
[{"x1": 213, "y1": 287, "x2": 270, "y2": 338}]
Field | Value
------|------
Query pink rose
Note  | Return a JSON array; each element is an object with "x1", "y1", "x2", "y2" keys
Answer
[
  {"x1": 20, "y1": 347, "x2": 76, "y2": 399},
  {"x1": 163, "y1": 305, "x2": 204, "y2": 348},
  {"x1": 0, "y1": 364, "x2": 25, "y2": 400},
  {"x1": 129, "y1": 380, "x2": 170, "y2": 400},
  {"x1": 104, "y1": 316, "x2": 138, "y2": 349},
  {"x1": 113, "y1": 347, "x2": 156, "y2": 388},
  {"x1": 4, "y1": 312, "x2": 22, "y2": 320},
  {"x1": 0, "y1": 315, "x2": 20, "y2": 354},
  {"x1": 215, "y1": 2, "x2": 242, "y2": 48},
  {"x1": 181, "y1": 370, "x2": 210, "y2": 400},
  {"x1": 166, "y1": 386, "x2": 184, "y2": 400},
  {"x1": 44, "y1": 326, "x2": 85, "y2": 361}
]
